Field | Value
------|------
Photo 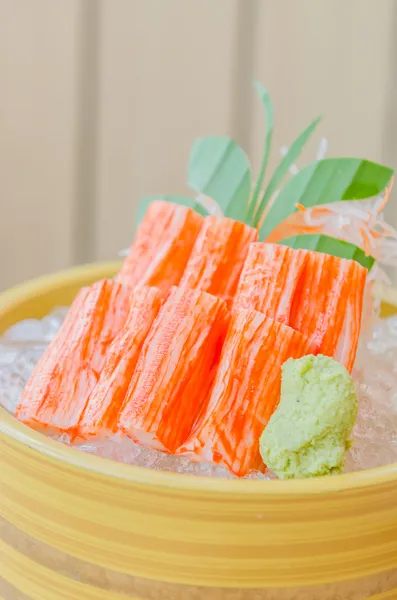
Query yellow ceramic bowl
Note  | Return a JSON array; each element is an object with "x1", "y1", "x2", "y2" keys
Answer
[{"x1": 1, "y1": 263, "x2": 397, "y2": 600}]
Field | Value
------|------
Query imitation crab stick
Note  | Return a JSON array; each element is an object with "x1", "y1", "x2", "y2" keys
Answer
[
  {"x1": 289, "y1": 252, "x2": 367, "y2": 372},
  {"x1": 16, "y1": 279, "x2": 131, "y2": 436},
  {"x1": 178, "y1": 217, "x2": 258, "y2": 304},
  {"x1": 118, "y1": 286, "x2": 229, "y2": 453},
  {"x1": 180, "y1": 308, "x2": 314, "y2": 477},
  {"x1": 116, "y1": 201, "x2": 203, "y2": 292},
  {"x1": 77, "y1": 286, "x2": 165, "y2": 439},
  {"x1": 233, "y1": 243, "x2": 307, "y2": 324}
]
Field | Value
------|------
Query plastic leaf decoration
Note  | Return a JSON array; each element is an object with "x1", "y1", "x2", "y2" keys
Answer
[
  {"x1": 260, "y1": 158, "x2": 394, "y2": 240},
  {"x1": 246, "y1": 82, "x2": 274, "y2": 222},
  {"x1": 187, "y1": 136, "x2": 251, "y2": 221},
  {"x1": 253, "y1": 117, "x2": 321, "y2": 227},
  {"x1": 134, "y1": 81, "x2": 394, "y2": 268}
]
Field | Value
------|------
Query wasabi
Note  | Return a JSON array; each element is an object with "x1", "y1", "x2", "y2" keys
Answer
[{"x1": 260, "y1": 354, "x2": 358, "y2": 479}]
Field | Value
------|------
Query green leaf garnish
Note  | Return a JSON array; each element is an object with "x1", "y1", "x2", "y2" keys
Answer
[
  {"x1": 253, "y1": 116, "x2": 321, "y2": 227},
  {"x1": 246, "y1": 82, "x2": 274, "y2": 222},
  {"x1": 260, "y1": 158, "x2": 394, "y2": 240},
  {"x1": 187, "y1": 136, "x2": 251, "y2": 221},
  {"x1": 282, "y1": 234, "x2": 376, "y2": 270},
  {"x1": 136, "y1": 195, "x2": 207, "y2": 226},
  {"x1": 135, "y1": 82, "x2": 394, "y2": 268}
]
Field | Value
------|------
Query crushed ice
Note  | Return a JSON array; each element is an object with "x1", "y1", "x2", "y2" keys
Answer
[{"x1": 1, "y1": 307, "x2": 396, "y2": 477}]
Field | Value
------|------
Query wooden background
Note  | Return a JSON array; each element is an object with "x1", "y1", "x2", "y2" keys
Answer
[{"x1": 1, "y1": 0, "x2": 396, "y2": 291}]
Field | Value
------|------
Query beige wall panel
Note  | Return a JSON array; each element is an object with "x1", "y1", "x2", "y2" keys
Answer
[
  {"x1": 95, "y1": 0, "x2": 240, "y2": 259},
  {"x1": 250, "y1": 0, "x2": 395, "y2": 179},
  {"x1": 0, "y1": 0, "x2": 81, "y2": 290},
  {"x1": 0, "y1": 0, "x2": 395, "y2": 286}
]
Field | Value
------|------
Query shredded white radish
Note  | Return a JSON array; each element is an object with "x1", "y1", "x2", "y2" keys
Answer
[
  {"x1": 316, "y1": 137, "x2": 329, "y2": 160},
  {"x1": 297, "y1": 194, "x2": 397, "y2": 267},
  {"x1": 277, "y1": 138, "x2": 396, "y2": 271},
  {"x1": 195, "y1": 193, "x2": 224, "y2": 218}
]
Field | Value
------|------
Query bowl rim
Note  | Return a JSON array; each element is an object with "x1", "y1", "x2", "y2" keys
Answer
[{"x1": 1, "y1": 262, "x2": 396, "y2": 496}]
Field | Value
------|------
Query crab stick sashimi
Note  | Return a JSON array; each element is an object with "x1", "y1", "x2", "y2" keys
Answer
[
  {"x1": 118, "y1": 286, "x2": 229, "y2": 453},
  {"x1": 77, "y1": 286, "x2": 165, "y2": 439},
  {"x1": 179, "y1": 216, "x2": 258, "y2": 304},
  {"x1": 289, "y1": 252, "x2": 367, "y2": 372},
  {"x1": 116, "y1": 201, "x2": 203, "y2": 292},
  {"x1": 180, "y1": 309, "x2": 314, "y2": 477},
  {"x1": 233, "y1": 243, "x2": 307, "y2": 324},
  {"x1": 16, "y1": 279, "x2": 131, "y2": 436}
]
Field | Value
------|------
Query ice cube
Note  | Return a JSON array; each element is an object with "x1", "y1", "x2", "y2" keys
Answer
[
  {"x1": 346, "y1": 316, "x2": 397, "y2": 472},
  {"x1": 3, "y1": 318, "x2": 48, "y2": 342},
  {"x1": 0, "y1": 308, "x2": 67, "y2": 414},
  {"x1": 0, "y1": 345, "x2": 44, "y2": 414}
]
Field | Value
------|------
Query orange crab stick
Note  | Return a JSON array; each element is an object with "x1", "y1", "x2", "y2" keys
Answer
[
  {"x1": 289, "y1": 252, "x2": 367, "y2": 372},
  {"x1": 180, "y1": 309, "x2": 314, "y2": 477},
  {"x1": 77, "y1": 286, "x2": 165, "y2": 439},
  {"x1": 16, "y1": 279, "x2": 131, "y2": 436},
  {"x1": 118, "y1": 286, "x2": 229, "y2": 453},
  {"x1": 116, "y1": 201, "x2": 203, "y2": 292},
  {"x1": 233, "y1": 243, "x2": 308, "y2": 324},
  {"x1": 179, "y1": 216, "x2": 258, "y2": 304}
]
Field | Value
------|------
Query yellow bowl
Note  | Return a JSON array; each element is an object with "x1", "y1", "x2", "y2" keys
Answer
[{"x1": 1, "y1": 263, "x2": 396, "y2": 600}]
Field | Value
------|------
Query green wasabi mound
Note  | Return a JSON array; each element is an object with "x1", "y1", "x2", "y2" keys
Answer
[{"x1": 260, "y1": 355, "x2": 358, "y2": 479}]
